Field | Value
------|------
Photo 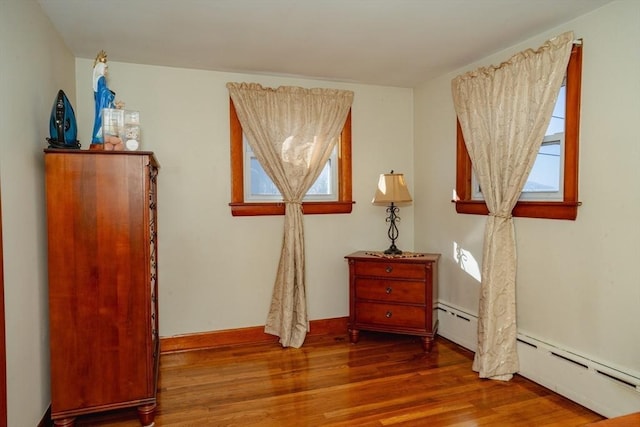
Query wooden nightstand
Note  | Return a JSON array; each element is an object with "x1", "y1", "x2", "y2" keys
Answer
[{"x1": 345, "y1": 251, "x2": 440, "y2": 352}]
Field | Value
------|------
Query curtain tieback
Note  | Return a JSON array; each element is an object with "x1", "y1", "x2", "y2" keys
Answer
[
  {"x1": 489, "y1": 212, "x2": 512, "y2": 219},
  {"x1": 283, "y1": 199, "x2": 303, "y2": 213}
]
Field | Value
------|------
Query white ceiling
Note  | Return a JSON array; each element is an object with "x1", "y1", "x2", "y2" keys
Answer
[{"x1": 37, "y1": 0, "x2": 612, "y2": 88}]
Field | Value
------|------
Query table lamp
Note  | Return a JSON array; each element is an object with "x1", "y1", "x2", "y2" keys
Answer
[{"x1": 372, "y1": 171, "x2": 412, "y2": 255}]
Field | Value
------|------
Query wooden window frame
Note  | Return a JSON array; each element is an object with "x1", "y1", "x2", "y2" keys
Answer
[
  {"x1": 229, "y1": 99, "x2": 354, "y2": 216},
  {"x1": 455, "y1": 43, "x2": 582, "y2": 220}
]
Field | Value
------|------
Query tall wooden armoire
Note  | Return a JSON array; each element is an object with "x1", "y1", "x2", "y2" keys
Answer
[{"x1": 44, "y1": 149, "x2": 159, "y2": 427}]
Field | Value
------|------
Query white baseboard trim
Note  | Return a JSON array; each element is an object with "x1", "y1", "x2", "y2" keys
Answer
[
  {"x1": 436, "y1": 301, "x2": 478, "y2": 352},
  {"x1": 437, "y1": 301, "x2": 640, "y2": 418}
]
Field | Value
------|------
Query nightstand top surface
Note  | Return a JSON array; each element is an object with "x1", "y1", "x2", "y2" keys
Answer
[{"x1": 345, "y1": 251, "x2": 440, "y2": 262}]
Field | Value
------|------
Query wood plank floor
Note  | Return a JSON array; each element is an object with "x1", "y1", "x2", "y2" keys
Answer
[{"x1": 74, "y1": 332, "x2": 605, "y2": 426}]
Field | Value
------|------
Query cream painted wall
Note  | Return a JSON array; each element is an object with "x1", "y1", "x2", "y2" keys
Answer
[
  {"x1": 0, "y1": 0, "x2": 76, "y2": 425},
  {"x1": 414, "y1": 0, "x2": 639, "y2": 377},
  {"x1": 74, "y1": 61, "x2": 415, "y2": 337}
]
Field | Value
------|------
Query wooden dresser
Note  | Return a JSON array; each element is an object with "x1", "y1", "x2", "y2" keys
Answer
[
  {"x1": 44, "y1": 150, "x2": 160, "y2": 427},
  {"x1": 345, "y1": 251, "x2": 440, "y2": 352}
]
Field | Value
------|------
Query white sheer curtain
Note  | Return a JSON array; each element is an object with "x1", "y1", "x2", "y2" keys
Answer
[
  {"x1": 227, "y1": 83, "x2": 354, "y2": 348},
  {"x1": 451, "y1": 32, "x2": 574, "y2": 380}
]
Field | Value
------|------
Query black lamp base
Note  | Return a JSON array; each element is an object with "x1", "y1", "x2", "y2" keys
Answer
[
  {"x1": 382, "y1": 202, "x2": 403, "y2": 256},
  {"x1": 384, "y1": 245, "x2": 403, "y2": 255}
]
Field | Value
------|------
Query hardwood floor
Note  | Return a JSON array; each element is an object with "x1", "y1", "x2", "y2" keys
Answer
[{"x1": 75, "y1": 332, "x2": 604, "y2": 426}]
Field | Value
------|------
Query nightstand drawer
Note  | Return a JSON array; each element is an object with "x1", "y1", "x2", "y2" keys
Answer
[
  {"x1": 354, "y1": 261, "x2": 425, "y2": 280},
  {"x1": 355, "y1": 278, "x2": 425, "y2": 304},
  {"x1": 355, "y1": 302, "x2": 426, "y2": 329}
]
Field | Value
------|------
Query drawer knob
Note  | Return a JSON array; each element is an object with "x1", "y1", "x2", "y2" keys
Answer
[
  {"x1": 385, "y1": 287, "x2": 393, "y2": 294},
  {"x1": 385, "y1": 311, "x2": 393, "y2": 318},
  {"x1": 385, "y1": 266, "x2": 393, "y2": 273}
]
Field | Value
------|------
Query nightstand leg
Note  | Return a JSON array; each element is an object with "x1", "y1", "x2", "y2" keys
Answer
[
  {"x1": 349, "y1": 329, "x2": 360, "y2": 343},
  {"x1": 137, "y1": 403, "x2": 157, "y2": 426},
  {"x1": 53, "y1": 418, "x2": 75, "y2": 427},
  {"x1": 421, "y1": 336, "x2": 435, "y2": 352}
]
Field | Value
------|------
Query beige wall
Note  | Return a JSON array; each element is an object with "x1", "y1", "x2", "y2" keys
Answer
[
  {"x1": 74, "y1": 61, "x2": 415, "y2": 337},
  {"x1": 0, "y1": 0, "x2": 76, "y2": 425},
  {"x1": 414, "y1": 0, "x2": 639, "y2": 376}
]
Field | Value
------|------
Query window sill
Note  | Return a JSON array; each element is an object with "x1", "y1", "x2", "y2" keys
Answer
[
  {"x1": 454, "y1": 200, "x2": 580, "y2": 220},
  {"x1": 230, "y1": 201, "x2": 355, "y2": 216}
]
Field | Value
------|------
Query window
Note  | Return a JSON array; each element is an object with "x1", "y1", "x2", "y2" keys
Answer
[
  {"x1": 455, "y1": 42, "x2": 582, "y2": 220},
  {"x1": 229, "y1": 98, "x2": 354, "y2": 216},
  {"x1": 472, "y1": 84, "x2": 566, "y2": 202},
  {"x1": 519, "y1": 133, "x2": 564, "y2": 200},
  {"x1": 245, "y1": 138, "x2": 338, "y2": 202}
]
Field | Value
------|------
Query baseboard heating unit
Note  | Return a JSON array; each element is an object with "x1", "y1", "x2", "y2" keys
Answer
[{"x1": 437, "y1": 301, "x2": 640, "y2": 418}]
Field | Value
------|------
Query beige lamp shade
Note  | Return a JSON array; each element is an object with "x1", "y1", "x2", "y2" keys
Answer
[{"x1": 372, "y1": 172, "x2": 412, "y2": 205}]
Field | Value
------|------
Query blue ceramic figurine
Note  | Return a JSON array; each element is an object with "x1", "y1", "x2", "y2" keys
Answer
[{"x1": 91, "y1": 50, "x2": 120, "y2": 144}]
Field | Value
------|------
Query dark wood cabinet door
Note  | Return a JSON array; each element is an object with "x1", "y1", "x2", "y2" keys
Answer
[{"x1": 45, "y1": 150, "x2": 159, "y2": 425}]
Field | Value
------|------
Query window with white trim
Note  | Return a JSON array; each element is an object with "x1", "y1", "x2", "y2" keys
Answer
[
  {"x1": 244, "y1": 136, "x2": 338, "y2": 202},
  {"x1": 229, "y1": 99, "x2": 354, "y2": 216},
  {"x1": 455, "y1": 42, "x2": 582, "y2": 220},
  {"x1": 472, "y1": 83, "x2": 566, "y2": 202}
]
